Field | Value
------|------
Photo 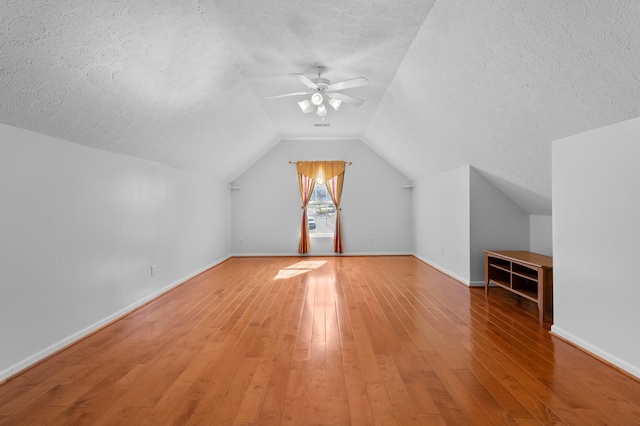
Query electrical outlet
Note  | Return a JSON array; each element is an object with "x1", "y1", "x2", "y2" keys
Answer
[
  {"x1": 441, "y1": 248, "x2": 445, "y2": 256},
  {"x1": 151, "y1": 264, "x2": 156, "y2": 276},
  {"x1": 370, "y1": 238, "x2": 375, "y2": 245},
  {"x1": 240, "y1": 239, "x2": 244, "y2": 245}
]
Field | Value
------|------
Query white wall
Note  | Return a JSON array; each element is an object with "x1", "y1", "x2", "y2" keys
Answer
[
  {"x1": 0, "y1": 124, "x2": 231, "y2": 382},
  {"x1": 414, "y1": 166, "x2": 471, "y2": 282},
  {"x1": 469, "y1": 167, "x2": 530, "y2": 284},
  {"x1": 530, "y1": 215, "x2": 552, "y2": 256},
  {"x1": 231, "y1": 139, "x2": 413, "y2": 255},
  {"x1": 414, "y1": 166, "x2": 530, "y2": 285},
  {"x1": 552, "y1": 117, "x2": 640, "y2": 379}
]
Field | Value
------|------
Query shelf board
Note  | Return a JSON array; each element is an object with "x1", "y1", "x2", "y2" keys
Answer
[
  {"x1": 489, "y1": 264, "x2": 511, "y2": 273},
  {"x1": 510, "y1": 287, "x2": 538, "y2": 303},
  {"x1": 511, "y1": 271, "x2": 538, "y2": 282},
  {"x1": 489, "y1": 278, "x2": 511, "y2": 290},
  {"x1": 491, "y1": 280, "x2": 537, "y2": 302}
]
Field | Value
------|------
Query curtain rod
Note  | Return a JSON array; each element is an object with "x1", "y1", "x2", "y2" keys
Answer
[{"x1": 288, "y1": 161, "x2": 352, "y2": 165}]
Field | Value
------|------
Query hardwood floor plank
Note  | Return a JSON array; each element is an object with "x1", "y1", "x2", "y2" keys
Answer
[
  {"x1": 419, "y1": 413, "x2": 448, "y2": 425},
  {"x1": 365, "y1": 381, "x2": 399, "y2": 426},
  {"x1": 376, "y1": 355, "x2": 422, "y2": 425},
  {"x1": 257, "y1": 279, "x2": 308, "y2": 423},
  {"x1": 206, "y1": 357, "x2": 261, "y2": 425},
  {"x1": 416, "y1": 370, "x2": 474, "y2": 425},
  {"x1": 327, "y1": 397, "x2": 351, "y2": 425},
  {"x1": 452, "y1": 368, "x2": 520, "y2": 425},
  {"x1": 51, "y1": 362, "x2": 149, "y2": 424},
  {"x1": 0, "y1": 364, "x2": 85, "y2": 416},
  {"x1": 354, "y1": 270, "x2": 403, "y2": 354},
  {"x1": 280, "y1": 396, "x2": 305, "y2": 426},
  {"x1": 234, "y1": 346, "x2": 280, "y2": 425},
  {"x1": 405, "y1": 380, "x2": 440, "y2": 416},
  {"x1": 340, "y1": 347, "x2": 375, "y2": 425},
  {"x1": 340, "y1": 270, "x2": 384, "y2": 383},
  {"x1": 1, "y1": 256, "x2": 639, "y2": 425},
  {"x1": 326, "y1": 357, "x2": 348, "y2": 401}
]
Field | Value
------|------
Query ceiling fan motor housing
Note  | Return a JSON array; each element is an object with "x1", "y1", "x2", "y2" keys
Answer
[{"x1": 312, "y1": 77, "x2": 330, "y2": 90}]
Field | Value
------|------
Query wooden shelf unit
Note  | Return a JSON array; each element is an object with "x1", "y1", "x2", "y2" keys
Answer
[{"x1": 484, "y1": 250, "x2": 553, "y2": 323}]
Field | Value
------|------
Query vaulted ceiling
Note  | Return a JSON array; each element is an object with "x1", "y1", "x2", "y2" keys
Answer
[{"x1": 1, "y1": 0, "x2": 639, "y2": 215}]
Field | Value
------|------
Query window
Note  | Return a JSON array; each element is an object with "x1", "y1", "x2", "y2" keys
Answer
[
  {"x1": 296, "y1": 160, "x2": 345, "y2": 254},
  {"x1": 307, "y1": 183, "x2": 335, "y2": 236}
]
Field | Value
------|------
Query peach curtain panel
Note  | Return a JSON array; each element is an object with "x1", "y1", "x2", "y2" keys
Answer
[
  {"x1": 296, "y1": 161, "x2": 346, "y2": 254},
  {"x1": 325, "y1": 172, "x2": 345, "y2": 253},
  {"x1": 296, "y1": 172, "x2": 316, "y2": 254}
]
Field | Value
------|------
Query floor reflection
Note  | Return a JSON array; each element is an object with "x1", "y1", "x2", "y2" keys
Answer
[{"x1": 274, "y1": 260, "x2": 327, "y2": 279}]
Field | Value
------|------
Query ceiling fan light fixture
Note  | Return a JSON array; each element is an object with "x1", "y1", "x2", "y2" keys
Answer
[
  {"x1": 298, "y1": 99, "x2": 313, "y2": 113},
  {"x1": 316, "y1": 104, "x2": 327, "y2": 117},
  {"x1": 311, "y1": 93, "x2": 323, "y2": 106},
  {"x1": 269, "y1": 69, "x2": 369, "y2": 116}
]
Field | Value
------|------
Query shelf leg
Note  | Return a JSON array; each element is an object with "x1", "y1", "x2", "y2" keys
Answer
[
  {"x1": 538, "y1": 269, "x2": 544, "y2": 323},
  {"x1": 484, "y1": 255, "x2": 489, "y2": 295}
]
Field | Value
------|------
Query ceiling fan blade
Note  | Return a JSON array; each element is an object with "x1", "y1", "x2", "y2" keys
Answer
[
  {"x1": 290, "y1": 73, "x2": 319, "y2": 89},
  {"x1": 265, "y1": 91, "x2": 309, "y2": 99},
  {"x1": 327, "y1": 77, "x2": 368, "y2": 91},
  {"x1": 330, "y1": 92, "x2": 365, "y2": 106}
]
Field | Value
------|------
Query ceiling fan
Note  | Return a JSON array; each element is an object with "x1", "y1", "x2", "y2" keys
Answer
[{"x1": 266, "y1": 66, "x2": 368, "y2": 117}]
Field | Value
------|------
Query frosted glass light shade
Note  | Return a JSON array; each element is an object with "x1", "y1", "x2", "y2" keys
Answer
[
  {"x1": 311, "y1": 93, "x2": 323, "y2": 106},
  {"x1": 298, "y1": 99, "x2": 313, "y2": 113},
  {"x1": 329, "y1": 98, "x2": 342, "y2": 111},
  {"x1": 316, "y1": 104, "x2": 327, "y2": 117}
]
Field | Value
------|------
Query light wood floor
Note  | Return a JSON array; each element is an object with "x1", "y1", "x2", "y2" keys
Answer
[{"x1": 1, "y1": 256, "x2": 639, "y2": 425}]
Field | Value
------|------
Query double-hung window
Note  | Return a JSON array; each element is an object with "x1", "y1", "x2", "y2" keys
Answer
[{"x1": 307, "y1": 183, "x2": 335, "y2": 237}]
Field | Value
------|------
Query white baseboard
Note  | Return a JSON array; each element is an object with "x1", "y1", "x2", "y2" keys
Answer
[
  {"x1": 0, "y1": 255, "x2": 231, "y2": 384},
  {"x1": 231, "y1": 252, "x2": 298, "y2": 257},
  {"x1": 231, "y1": 252, "x2": 413, "y2": 257},
  {"x1": 551, "y1": 325, "x2": 640, "y2": 380},
  {"x1": 412, "y1": 254, "x2": 473, "y2": 286}
]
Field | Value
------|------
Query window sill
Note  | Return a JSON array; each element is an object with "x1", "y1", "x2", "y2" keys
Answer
[{"x1": 310, "y1": 234, "x2": 333, "y2": 239}]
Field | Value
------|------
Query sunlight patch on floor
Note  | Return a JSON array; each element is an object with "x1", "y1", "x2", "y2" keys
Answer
[{"x1": 274, "y1": 260, "x2": 327, "y2": 280}]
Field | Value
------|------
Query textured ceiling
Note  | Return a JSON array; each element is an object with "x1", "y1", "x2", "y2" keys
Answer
[
  {"x1": 365, "y1": 0, "x2": 640, "y2": 214},
  {"x1": 1, "y1": 0, "x2": 639, "y2": 214},
  {"x1": 199, "y1": 0, "x2": 434, "y2": 141}
]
